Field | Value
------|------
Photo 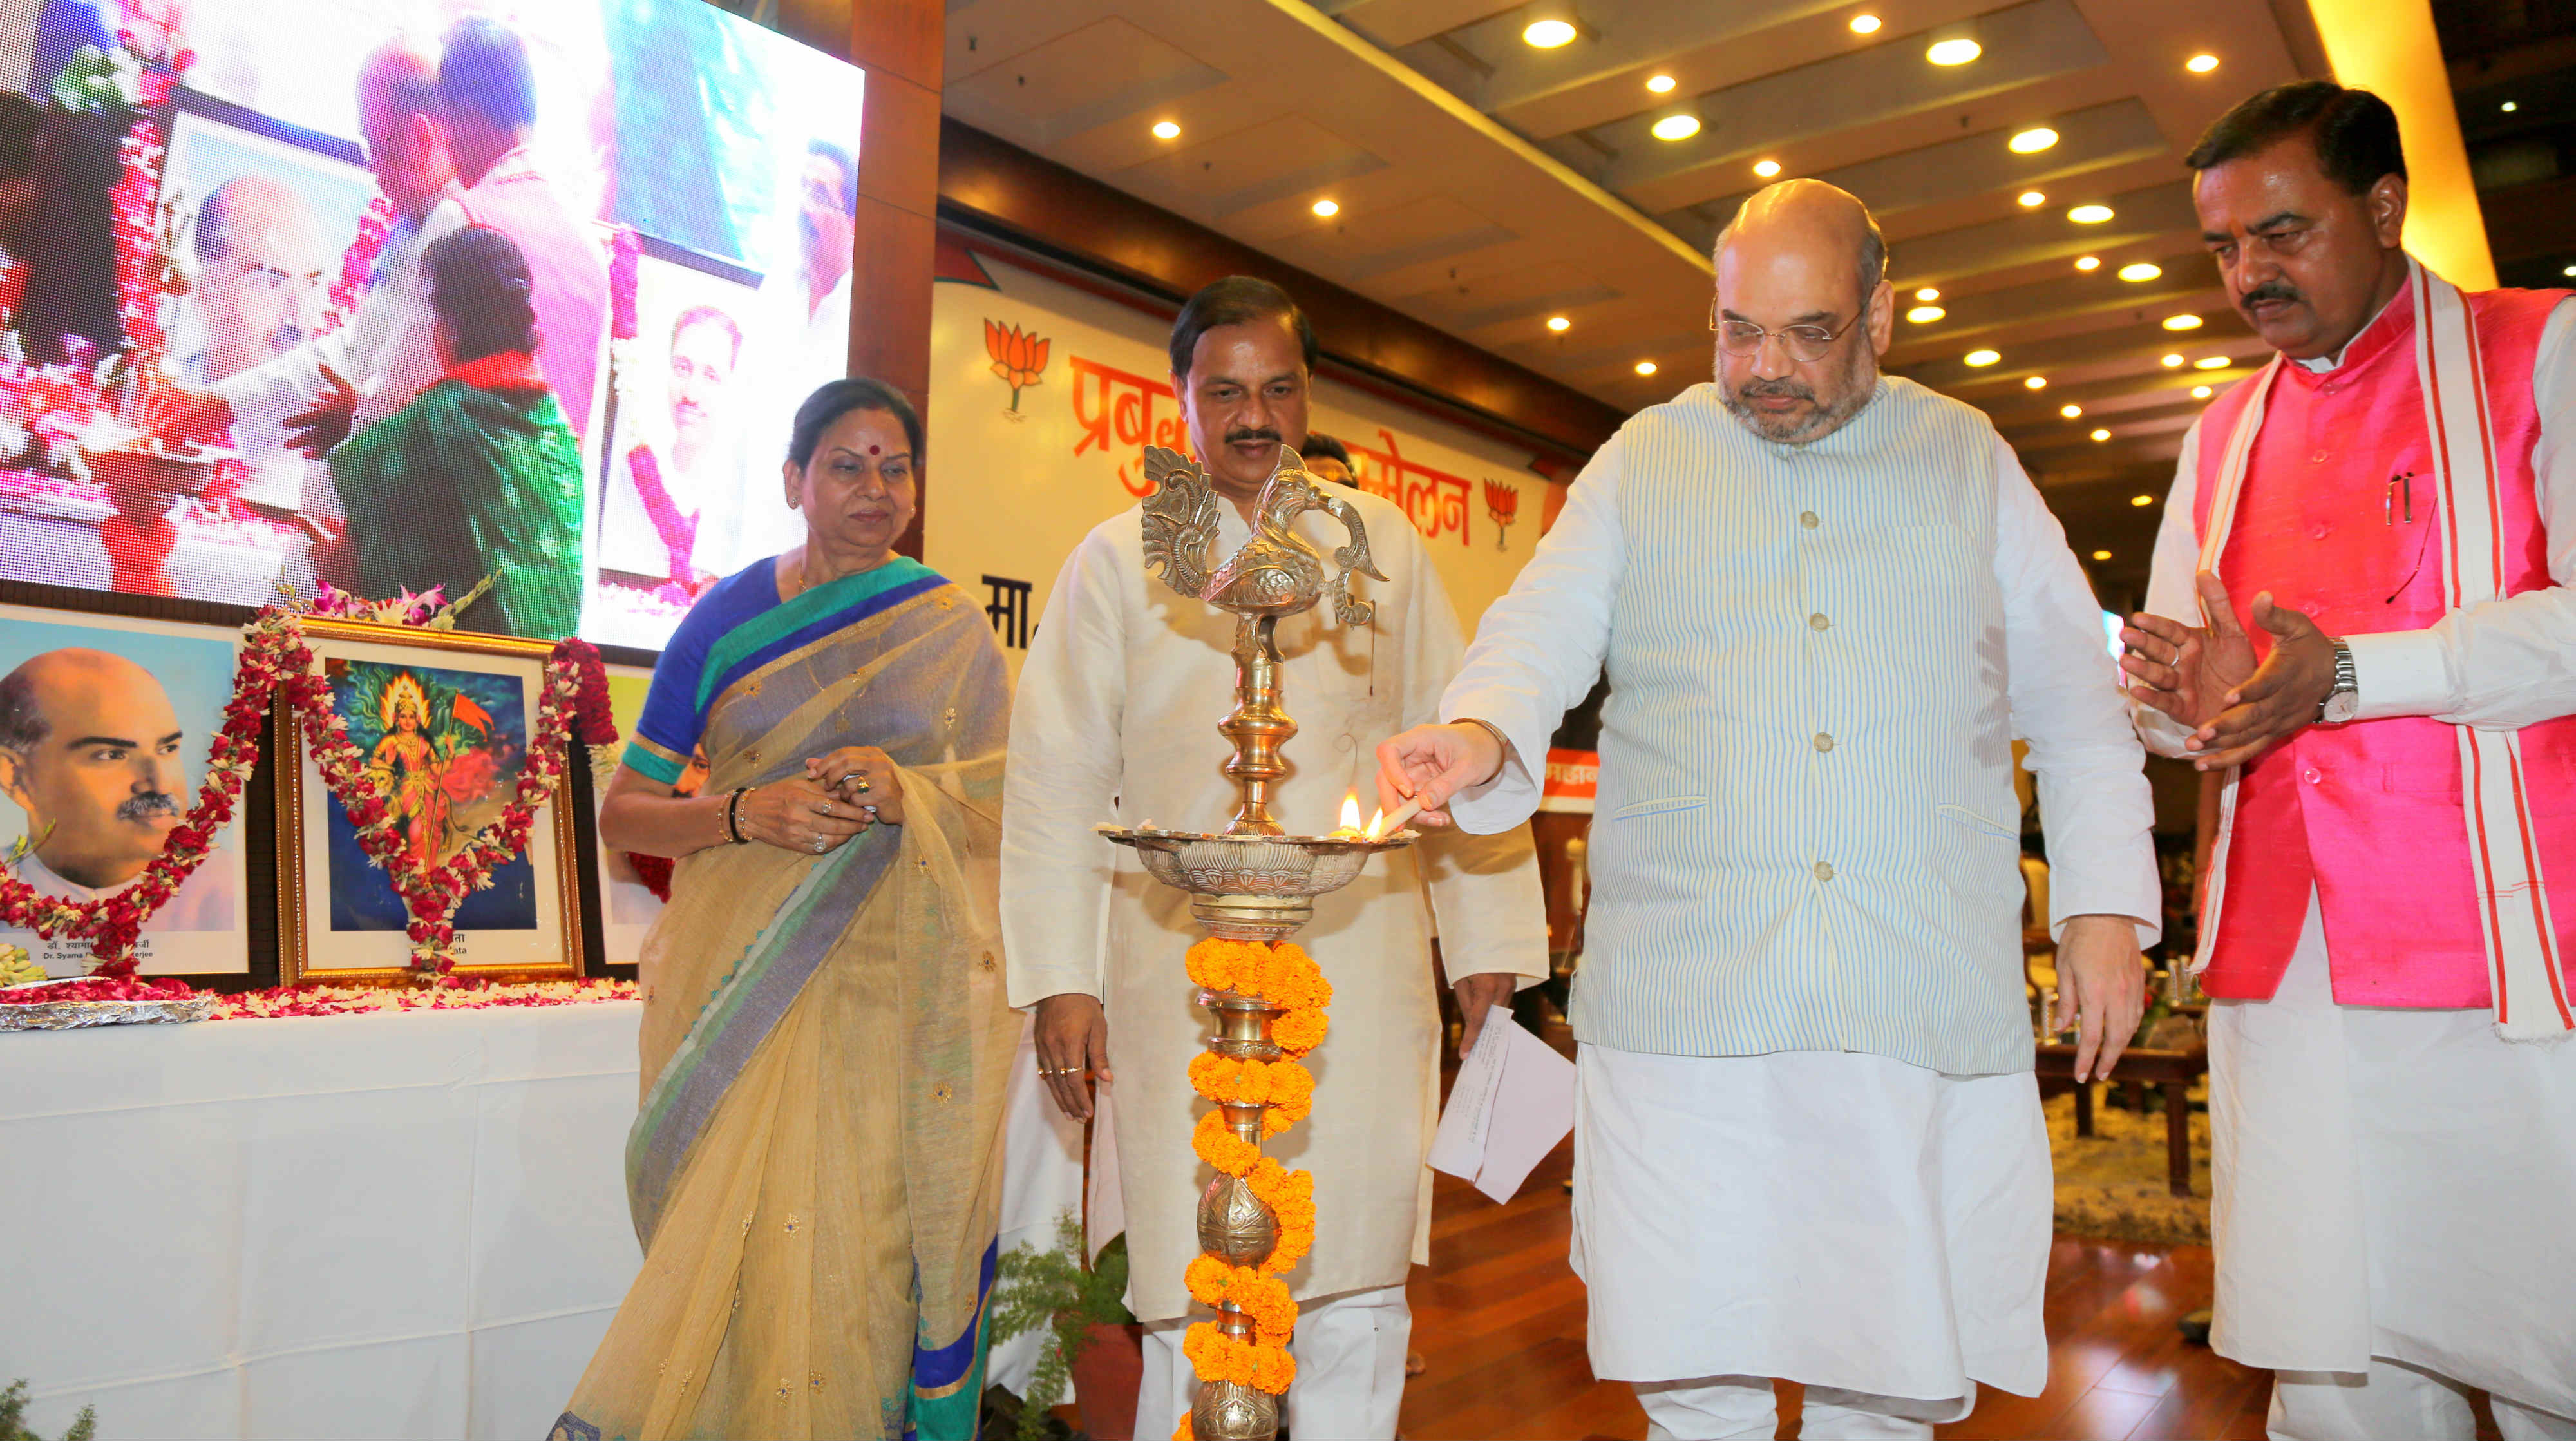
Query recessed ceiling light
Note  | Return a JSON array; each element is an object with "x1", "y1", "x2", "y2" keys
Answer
[
  {"x1": 2024, "y1": 376, "x2": 2048, "y2": 390},
  {"x1": 2161, "y1": 353, "x2": 2186, "y2": 367},
  {"x1": 1634, "y1": 359, "x2": 1658, "y2": 376},
  {"x1": 2117, "y1": 262, "x2": 2162, "y2": 282},
  {"x1": 1651, "y1": 113, "x2": 1701, "y2": 141},
  {"x1": 2060, "y1": 403, "x2": 2083, "y2": 418},
  {"x1": 2132, "y1": 495, "x2": 2155, "y2": 507},
  {"x1": 2075, "y1": 255, "x2": 2101, "y2": 271},
  {"x1": 2162, "y1": 313, "x2": 2204, "y2": 330},
  {"x1": 1311, "y1": 198, "x2": 1340, "y2": 218},
  {"x1": 1915, "y1": 287, "x2": 1940, "y2": 301},
  {"x1": 1927, "y1": 37, "x2": 1982, "y2": 65},
  {"x1": 1151, "y1": 120, "x2": 1180, "y2": 140},
  {"x1": 2191, "y1": 384, "x2": 2213, "y2": 398},
  {"x1": 2090, "y1": 428, "x2": 2112, "y2": 441},
  {"x1": 2018, "y1": 190, "x2": 2047, "y2": 207},
  {"x1": 2092, "y1": 549, "x2": 2113, "y2": 560},
  {"x1": 1964, "y1": 348, "x2": 2001, "y2": 367},
  {"x1": 1754, "y1": 158, "x2": 1782, "y2": 178},
  {"x1": 1523, "y1": 17, "x2": 1577, "y2": 48},
  {"x1": 1646, "y1": 73, "x2": 1677, "y2": 94},
  {"x1": 1850, "y1": 14, "x2": 1882, "y2": 35},
  {"x1": 2069, "y1": 204, "x2": 2115, "y2": 224},
  {"x1": 2564, "y1": 264, "x2": 2576, "y2": 277},
  {"x1": 1907, "y1": 304, "x2": 1946, "y2": 323},
  {"x1": 2502, "y1": 100, "x2": 2519, "y2": 113},
  {"x1": 2186, "y1": 53, "x2": 2219, "y2": 73},
  {"x1": 2194, "y1": 355, "x2": 2230, "y2": 370},
  {"x1": 1546, "y1": 315, "x2": 1571, "y2": 332},
  {"x1": 2009, "y1": 127, "x2": 2059, "y2": 153}
]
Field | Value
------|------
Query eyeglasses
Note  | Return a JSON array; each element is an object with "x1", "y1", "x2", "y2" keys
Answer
[{"x1": 1710, "y1": 305, "x2": 1861, "y2": 364}]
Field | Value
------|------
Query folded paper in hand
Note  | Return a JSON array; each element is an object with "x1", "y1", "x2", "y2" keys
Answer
[{"x1": 1426, "y1": 1005, "x2": 1576, "y2": 1203}]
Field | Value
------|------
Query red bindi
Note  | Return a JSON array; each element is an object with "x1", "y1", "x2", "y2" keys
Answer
[{"x1": 867, "y1": 444, "x2": 881, "y2": 455}]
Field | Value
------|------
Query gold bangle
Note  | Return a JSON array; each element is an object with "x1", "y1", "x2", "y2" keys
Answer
[{"x1": 1456, "y1": 718, "x2": 1511, "y2": 787}]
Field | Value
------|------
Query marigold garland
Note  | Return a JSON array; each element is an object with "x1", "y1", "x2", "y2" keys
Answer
[{"x1": 1180, "y1": 936, "x2": 1336, "y2": 1406}]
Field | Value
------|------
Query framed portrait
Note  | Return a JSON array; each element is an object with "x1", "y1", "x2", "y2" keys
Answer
[
  {"x1": 591, "y1": 661, "x2": 674, "y2": 966},
  {"x1": 275, "y1": 618, "x2": 583, "y2": 984},
  {"x1": 586, "y1": 238, "x2": 766, "y2": 653},
  {"x1": 0, "y1": 603, "x2": 252, "y2": 977}
]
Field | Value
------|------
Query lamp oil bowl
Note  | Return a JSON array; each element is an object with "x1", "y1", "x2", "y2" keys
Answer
[{"x1": 1096, "y1": 826, "x2": 1415, "y2": 938}]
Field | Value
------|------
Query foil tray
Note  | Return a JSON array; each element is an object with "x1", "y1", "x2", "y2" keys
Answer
[{"x1": 0, "y1": 995, "x2": 216, "y2": 1031}]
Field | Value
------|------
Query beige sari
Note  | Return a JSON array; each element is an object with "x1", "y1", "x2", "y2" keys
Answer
[{"x1": 556, "y1": 563, "x2": 1013, "y2": 1441}]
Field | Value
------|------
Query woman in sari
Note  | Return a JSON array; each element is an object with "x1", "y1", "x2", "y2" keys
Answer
[
  {"x1": 556, "y1": 379, "x2": 1014, "y2": 1441},
  {"x1": 326, "y1": 224, "x2": 585, "y2": 638}
]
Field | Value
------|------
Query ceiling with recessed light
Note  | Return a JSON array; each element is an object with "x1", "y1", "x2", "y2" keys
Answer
[{"x1": 940, "y1": 0, "x2": 2338, "y2": 586}]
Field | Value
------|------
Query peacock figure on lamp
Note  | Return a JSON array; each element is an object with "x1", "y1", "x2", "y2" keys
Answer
[{"x1": 1098, "y1": 442, "x2": 1413, "y2": 1441}]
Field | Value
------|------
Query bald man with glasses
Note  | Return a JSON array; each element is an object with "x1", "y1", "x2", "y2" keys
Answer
[{"x1": 1374, "y1": 180, "x2": 2159, "y2": 1441}]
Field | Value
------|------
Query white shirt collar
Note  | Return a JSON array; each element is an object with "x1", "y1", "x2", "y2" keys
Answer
[{"x1": 2293, "y1": 287, "x2": 2408, "y2": 374}]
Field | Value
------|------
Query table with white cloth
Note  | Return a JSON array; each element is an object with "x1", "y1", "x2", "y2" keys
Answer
[{"x1": 0, "y1": 1002, "x2": 644, "y2": 1441}]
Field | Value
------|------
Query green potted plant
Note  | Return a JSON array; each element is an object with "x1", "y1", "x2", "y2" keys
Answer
[{"x1": 988, "y1": 1213, "x2": 1140, "y2": 1441}]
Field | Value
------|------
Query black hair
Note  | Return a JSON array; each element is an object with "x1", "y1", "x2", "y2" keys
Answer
[
  {"x1": 1168, "y1": 275, "x2": 1318, "y2": 381},
  {"x1": 424, "y1": 224, "x2": 537, "y2": 363},
  {"x1": 438, "y1": 17, "x2": 538, "y2": 130},
  {"x1": 807, "y1": 138, "x2": 858, "y2": 215},
  {"x1": 1300, "y1": 430, "x2": 1353, "y2": 471},
  {"x1": 2184, "y1": 81, "x2": 2405, "y2": 195},
  {"x1": 788, "y1": 377, "x2": 923, "y2": 470}
]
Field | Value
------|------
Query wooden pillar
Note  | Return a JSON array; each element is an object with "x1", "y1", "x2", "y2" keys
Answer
[{"x1": 846, "y1": 1, "x2": 943, "y2": 555}]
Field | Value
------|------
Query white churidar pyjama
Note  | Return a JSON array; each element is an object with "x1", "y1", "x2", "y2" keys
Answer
[
  {"x1": 1572, "y1": 1044, "x2": 2049, "y2": 1422},
  {"x1": 1634, "y1": 1375, "x2": 1973, "y2": 1441},
  {"x1": 2208, "y1": 893, "x2": 2576, "y2": 1428},
  {"x1": 1133, "y1": 1284, "x2": 1409, "y2": 1441}
]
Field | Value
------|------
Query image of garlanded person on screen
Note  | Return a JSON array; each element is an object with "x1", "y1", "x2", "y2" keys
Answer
[
  {"x1": 327, "y1": 223, "x2": 582, "y2": 638},
  {"x1": 0, "y1": 647, "x2": 233, "y2": 927},
  {"x1": 798, "y1": 138, "x2": 853, "y2": 359},
  {"x1": 600, "y1": 300, "x2": 744, "y2": 589}
]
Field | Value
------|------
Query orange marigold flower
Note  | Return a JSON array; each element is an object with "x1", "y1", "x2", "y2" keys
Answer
[
  {"x1": 1174, "y1": 1419, "x2": 1191, "y2": 1441},
  {"x1": 1252, "y1": 1347, "x2": 1297, "y2": 1393},
  {"x1": 1271, "y1": 1007, "x2": 1329, "y2": 1056},
  {"x1": 1193, "y1": 1108, "x2": 1259, "y2": 1176}
]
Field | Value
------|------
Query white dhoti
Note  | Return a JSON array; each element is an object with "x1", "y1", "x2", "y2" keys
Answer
[
  {"x1": 2209, "y1": 895, "x2": 2576, "y2": 1436},
  {"x1": 1571, "y1": 1044, "x2": 2049, "y2": 1438},
  {"x1": 989, "y1": 1019, "x2": 1089, "y2": 1397},
  {"x1": 1135, "y1": 1284, "x2": 1410, "y2": 1441}
]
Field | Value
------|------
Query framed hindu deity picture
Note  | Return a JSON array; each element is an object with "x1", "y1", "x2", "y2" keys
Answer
[
  {"x1": 0, "y1": 602, "x2": 252, "y2": 977},
  {"x1": 274, "y1": 618, "x2": 583, "y2": 984}
]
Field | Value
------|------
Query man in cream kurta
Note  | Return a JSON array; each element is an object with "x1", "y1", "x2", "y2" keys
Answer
[
  {"x1": 1378, "y1": 183, "x2": 2159, "y2": 1441},
  {"x1": 1001, "y1": 276, "x2": 1547, "y2": 1441}
]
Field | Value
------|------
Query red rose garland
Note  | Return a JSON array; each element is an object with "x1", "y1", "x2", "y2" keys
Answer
[
  {"x1": 0, "y1": 615, "x2": 616, "y2": 982},
  {"x1": 108, "y1": 119, "x2": 169, "y2": 374},
  {"x1": 283, "y1": 631, "x2": 614, "y2": 981},
  {"x1": 317, "y1": 196, "x2": 395, "y2": 340},
  {"x1": 605, "y1": 225, "x2": 703, "y2": 597}
]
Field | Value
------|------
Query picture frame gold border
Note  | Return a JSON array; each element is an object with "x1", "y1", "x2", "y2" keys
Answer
[{"x1": 273, "y1": 618, "x2": 585, "y2": 988}]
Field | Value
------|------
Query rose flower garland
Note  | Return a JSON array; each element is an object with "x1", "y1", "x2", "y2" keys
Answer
[
  {"x1": 0, "y1": 610, "x2": 614, "y2": 982},
  {"x1": 1175, "y1": 937, "x2": 1333, "y2": 1426}
]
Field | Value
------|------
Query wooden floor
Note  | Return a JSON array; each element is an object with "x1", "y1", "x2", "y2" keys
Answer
[{"x1": 1396, "y1": 1111, "x2": 2502, "y2": 1441}]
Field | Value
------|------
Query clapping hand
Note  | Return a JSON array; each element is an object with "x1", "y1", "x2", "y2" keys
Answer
[{"x1": 2121, "y1": 570, "x2": 2334, "y2": 770}]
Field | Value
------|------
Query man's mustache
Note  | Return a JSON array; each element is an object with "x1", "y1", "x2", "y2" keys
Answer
[
  {"x1": 117, "y1": 792, "x2": 179, "y2": 823},
  {"x1": 1224, "y1": 428, "x2": 1281, "y2": 446},
  {"x1": 1733, "y1": 378, "x2": 1816, "y2": 403},
  {"x1": 2240, "y1": 280, "x2": 2302, "y2": 309}
]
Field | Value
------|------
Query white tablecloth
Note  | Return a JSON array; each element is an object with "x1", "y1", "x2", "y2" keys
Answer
[{"x1": 0, "y1": 1001, "x2": 645, "y2": 1440}]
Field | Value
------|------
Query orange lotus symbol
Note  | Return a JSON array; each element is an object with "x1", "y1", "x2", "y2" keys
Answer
[
  {"x1": 985, "y1": 319, "x2": 1051, "y2": 412},
  {"x1": 1482, "y1": 479, "x2": 1519, "y2": 551}
]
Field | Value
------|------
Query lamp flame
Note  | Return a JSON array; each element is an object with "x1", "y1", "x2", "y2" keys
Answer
[
  {"x1": 1364, "y1": 806, "x2": 1388, "y2": 841},
  {"x1": 1340, "y1": 793, "x2": 1363, "y2": 834}
]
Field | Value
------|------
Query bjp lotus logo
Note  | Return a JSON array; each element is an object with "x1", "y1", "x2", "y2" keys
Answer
[
  {"x1": 1482, "y1": 479, "x2": 1520, "y2": 551},
  {"x1": 985, "y1": 320, "x2": 1051, "y2": 417}
]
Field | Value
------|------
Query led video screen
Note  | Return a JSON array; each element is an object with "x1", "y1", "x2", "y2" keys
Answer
[{"x1": 0, "y1": 0, "x2": 862, "y2": 650}]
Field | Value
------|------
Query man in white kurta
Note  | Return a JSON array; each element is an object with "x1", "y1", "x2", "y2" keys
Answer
[
  {"x1": 1001, "y1": 277, "x2": 1548, "y2": 1441},
  {"x1": 1377, "y1": 182, "x2": 2159, "y2": 1441},
  {"x1": 2121, "y1": 84, "x2": 2576, "y2": 1441}
]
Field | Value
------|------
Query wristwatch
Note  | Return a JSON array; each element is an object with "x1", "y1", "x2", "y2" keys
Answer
[{"x1": 2319, "y1": 638, "x2": 2359, "y2": 724}]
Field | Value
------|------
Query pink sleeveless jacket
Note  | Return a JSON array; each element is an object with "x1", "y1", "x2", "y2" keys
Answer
[{"x1": 2191, "y1": 280, "x2": 2575, "y2": 1006}]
